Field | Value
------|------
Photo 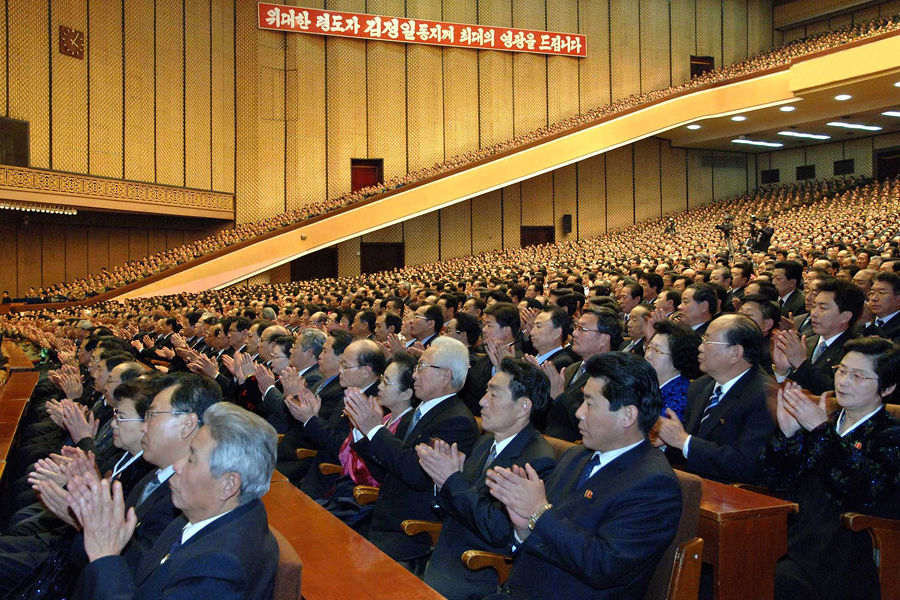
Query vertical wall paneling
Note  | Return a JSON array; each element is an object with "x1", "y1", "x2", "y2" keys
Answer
[
  {"x1": 605, "y1": 145, "x2": 633, "y2": 230},
  {"x1": 154, "y1": 0, "x2": 185, "y2": 186},
  {"x1": 577, "y1": 0, "x2": 610, "y2": 113},
  {"x1": 211, "y1": 0, "x2": 235, "y2": 193},
  {"x1": 285, "y1": 0, "x2": 324, "y2": 209},
  {"x1": 476, "y1": 0, "x2": 513, "y2": 148},
  {"x1": 406, "y1": 0, "x2": 444, "y2": 170},
  {"x1": 86, "y1": 226, "x2": 109, "y2": 276},
  {"x1": 0, "y1": 1, "x2": 6, "y2": 117},
  {"x1": 747, "y1": 0, "x2": 769, "y2": 56},
  {"x1": 185, "y1": 0, "x2": 212, "y2": 189},
  {"x1": 337, "y1": 238, "x2": 361, "y2": 278},
  {"x1": 660, "y1": 140, "x2": 687, "y2": 215},
  {"x1": 554, "y1": 164, "x2": 577, "y2": 242},
  {"x1": 520, "y1": 172, "x2": 553, "y2": 226},
  {"x1": 640, "y1": 0, "x2": 670, "y2": 94},
  {"x1": 65, "y1": 225, "x2": 88, "y2": 282},
  {"x1": 441, "y1": 0, "x2": 478, "y2": 158},
  {"x1": 404, "y1": 211, "x2": 440, "y2": 265},
  {"x1": 547, "y1": 0, "x2": 579, "y2": 124},
  {"x1": 577, "y1": 154, "x2": 606, "y2": 238},
  {"x1": 108, "y1": 228, "x2": 130, "y2": 267},
  {"x1": 124, "y1": 0, "x2": 155, "y2": 182},
  {"x1": 696, "y1": 0, "x2": 723, "y2": 70},
  {"x1": 712, "y1": 151, "x2": 748, "y2": 200},
  {"x1": 51, "y1": 0, "x2": 88, "y2": 173},
  {"x1": 362, "y1": 223, "x2": 403, "y2": 243},
  {"x1": 686, "y1": 150, "x2": 711, "y2": 208},
  {"x1": 88, "y1": 0, "x2": 123, "y2": 178},
  {"x1": 502, "y1": 182, "x2": 521, "y2": 248},
  {"x1": 128, "y1": 227, "x2": 149, "y2": 260},
  {"x1": 843, "y1": 137, "x2": 873, "y2": 177},
  {"x1": 472, "y1": 192, "x2": 503, "y2": 254},
  {"x1": 148, "y1": 228, "x2": 167, "y2": 255},
  {"x1": 634, "y1": 138, "x2": 660, "y2": 223},
  {"x1": 722, "y1": 0, "x2": 748, "y2": 67},
  {"x1": 17, "y1": 224, "x2": 42, "y2": 293},
  {"x1": 367, "y1": 0, "x2": 407, "y2": 180},
  {"x1": 669, "y1": 0, "x2": 696, "y2": 85},
  {"x1": 609, "y1": 0, "x2": 640, "y2": 101},
  {"x1": 439, "y1": 201, "x2": 470, "y2": 259},
  {"x1": 512, "y1": 0, "x2": 547, "y2": 135},
  {"x1": 8, "y1": 0, "x2": 50, "y2": 168},
  {"x1": 42, "y1": 223, "x2": 66, "y2": 285}
]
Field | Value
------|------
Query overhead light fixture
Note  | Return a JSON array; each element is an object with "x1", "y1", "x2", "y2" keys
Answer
[
  {"x1": 827, "y1": 121, "x2": 882, "y2": 131},
  {"x1": 882, "y1": 111, "x2": 900, "y2": 118},
  {"x1": 0, "y1": 200, "x2": 78, "y2": 215},
  {"x1": 779, "y1": 106, "x2": 796, "y2": 112},
  {"x1": 731, "y1": 115, "x2": 747, "y2": 121},
  {"x1": 894, "y1": 81, "x2": 900, "y2": 88},
  {"x1": 686, "y1": 124, "x2": 701, "y2": 130},
  {"x1": 731, "y1": 139, "x2": 783, "y2": 148},
  {"x1": 834, "y1": 94, "x2": 852, "y2": 101},
  {"x1": 778, "y1": 131, "x2": 831, "y2": 140}
]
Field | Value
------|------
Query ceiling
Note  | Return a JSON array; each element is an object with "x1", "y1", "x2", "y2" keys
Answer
[{"x1": 662, "y1": 70, "x2": 900, "y2": 153}]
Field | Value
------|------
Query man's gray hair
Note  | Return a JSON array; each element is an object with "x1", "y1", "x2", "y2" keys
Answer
[
  {"x1": 298, "y1": 328, "x2": 327, "y2": 358},
  {"x1": 428, "y1": 336, "x2": 470, "y2": 391},
  {"x1": 202, "y1": 403, "x2": 278, "y2": 504}
]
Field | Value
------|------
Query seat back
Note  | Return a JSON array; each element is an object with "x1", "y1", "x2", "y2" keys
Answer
[
  {"x1": 271, "y1": 526, "x2": 302, "y2": 600},
  {"x1": 643, "y1": 470, "x2": 703, "y2": 600},
  {"x1": 542, "y1": 434, "x2": 577, "y2": 459}
]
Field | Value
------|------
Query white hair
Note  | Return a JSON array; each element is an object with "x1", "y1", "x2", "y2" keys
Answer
[{"x1": 428, "y1": 336, "x2": 470, "y2": 391}]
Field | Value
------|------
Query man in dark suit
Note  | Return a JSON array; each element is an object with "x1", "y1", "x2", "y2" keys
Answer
[
  {"x1": 620, "y1": 305, "x2": 650, "y2": 356},
  {"x1": 346, "y1": 337, "x2": 479, "y2": 569},
  {"x1": 730, "y1": 260, "x2": 753, "y2": 302},
  {"x1": 679, "y1": 283, "x2": 716, "y2": 335},
  {"x1": 484, "y1": 352, "x2": 681, "y2": 600},
  {"x1": 773, "y1": 260, "x2": 806, "y2": 318},
  {"x1": 444, "y1": 312, "x2": 492, "y2": 416},
  {"x1": 657, "y1": 313, "x2": 775, "y2": 484},
  {"x1": 418, "y1": 358, "x2": 557, "y2": 600},
  {"x1": 773, "y1": 278, "x2": 865, "y2": 395},
  {"x1": 70, "y1": 402, "x2": 279, "y2": 600},
  {"x1": 526, "y1": 307, "x2": 576, "y2": 370},
  {"x1": 862, "y1": 271, "x2": 900, "y2": 341},
  {"x1": 753, "y1": 216, "x2": 774, "y2": 252},
  {"x1": 542, "y1": 307, "x2": 622, "y2": 441}
]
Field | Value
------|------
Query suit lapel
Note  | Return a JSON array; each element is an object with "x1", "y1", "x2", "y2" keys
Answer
[
  {"x1": 685, "y1": 378, "x2": 715, "y2": 434},
  {"x1": 135, "y1": 515, "x2": 187, "y2": 585},
  {"x1": 696, "y1": 369, "x2": 754, "y2": 437},
  {"x1": 404, "y1": 395, "x2": 456, "y2": 446}
]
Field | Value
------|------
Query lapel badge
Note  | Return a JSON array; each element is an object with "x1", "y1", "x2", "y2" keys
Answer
[
  {"x1": 160, "y1": 553, "x2": 170, "y2": 564},
  {"x1": 584, "y1": 490, "x2": 593, "y2": 499},
  {"x1": 854, "y1": 441, "x2": 862, "y2": 450}
]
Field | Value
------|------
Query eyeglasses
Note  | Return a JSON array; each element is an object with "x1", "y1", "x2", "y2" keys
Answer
[
  {"x1": 700, "y1": 336, "x2": 732, "y2": 347},
  {"x1": 144, "y1": 410, "x2": 189, "y2": 421},
  {"x1": 113, "y1": 409, "x2": 143, "y2": 423},
  {"x1": 414, "y1": 361, "x2": 445, "y2": 373},
  {"x1": 832, "y1": 365, "x2": 878, "y2": 384},
  {"x1": 867, "y1": 289, "x2": 895, "y2": 297},
  {"x1": 645, "y1": 343, "x2": 670, "y2": 355},
  {"x1": 339, "y1": 362, "x2": 364, "y2": 371},
  {"x1": 413, "y1": 314, "x2": 430, "y2": 321},
  {"x1": 575, "y1": 325, "x2": 601, "y2": 333},
  {"x1": 379, "y1": 374, "x2": 400, "y2": 386}
]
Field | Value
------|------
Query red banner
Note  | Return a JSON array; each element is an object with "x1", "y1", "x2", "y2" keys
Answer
[{"x1": 258, "y1": 3, "x2": 587, "y2": 57}]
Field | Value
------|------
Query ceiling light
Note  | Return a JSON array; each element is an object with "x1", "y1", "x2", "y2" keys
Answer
[
  {"x1": 686, "y1": 124, "x2": 701, "y2": 130},
  {"x1": 731, "y1": 139, "x2": 783, "y2": 148},
  {"x1": 834, "y1": 94, "x2": 852, "y2": 101},
  {"x1": 894, "y1": 81, "x2": 900, "y2": 88},
  {"x1": 827, "y1": 121, "x2": 882, "y2": 131},
  {"x1": 882, "y1": 111, "x2": 900, "y2": 118},
  {"x1": 731, "y1": 115, "x2": 747, "y2": 121},
  {"x1": 779, "y1": 106, "x2": 796, "y2": 112},
  {"x1": 778, "y1": 131, "x2": 831, "y2": 140}
]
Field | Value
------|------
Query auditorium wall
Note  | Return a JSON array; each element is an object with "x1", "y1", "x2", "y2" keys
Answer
[
  {"x1": 777, "y1": 0, "x2": 900, "y2": 44},
  {"x1": 333, "y1": 137, "x2": 754, "y2": 276},
  {"x1": 0, "y1": 212, "x2": 220, "y2": 296},
  {"x1": 754, "y1": 131, "x2": 900, "y2": 185}
]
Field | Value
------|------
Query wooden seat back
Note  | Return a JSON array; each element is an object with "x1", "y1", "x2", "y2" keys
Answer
[{"x1": 271, "y1": 526, "x2": 302, "y2": 600}]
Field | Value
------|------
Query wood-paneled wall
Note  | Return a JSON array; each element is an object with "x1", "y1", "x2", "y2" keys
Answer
[
  {"x1": 777, "y1": 0, "x2": 900, "y2": 43},
  {"x1": 0, "y1": 212, "x2": 218, "y2": 296},
  {"x1": 3, "y1": 0, "x2": 235, "y2": 192}
]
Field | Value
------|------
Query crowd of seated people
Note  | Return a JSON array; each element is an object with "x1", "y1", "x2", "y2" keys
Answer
[
  {"x1": 13, "y1": 12, "x2": 900, "y2": 301},
  {"x1": 1, "y1": 171, "x2": 899, "y2": 598}
]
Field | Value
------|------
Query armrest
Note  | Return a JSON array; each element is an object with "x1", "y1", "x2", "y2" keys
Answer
[
  {"x1": 318, "y1": 462, "x2": 342, "y2": 476},
  {"x1": 353, "y1": 485, "x2": 380, "y2": 506},
  {"x1": 461, "y1": 550, "x2": 514, "y2": 585},
  {"x1": 401, "y1": 520, "x2": 442, "y2": 547},
  {"x1": 842, "y1": 513, "x2": 900, "y2": 533},
  {"x1": 295, "y1": 448, "x2": 317, "y2": 460},
  {"x1": 667, "y1": 537, "x2": 704, "y2": 600},
  {"x1": 731, "y1": 483, "x2": 774, "y2": 495},
  {"x1": 277, "y1": 433, "x2": 284, "y2": 444}
]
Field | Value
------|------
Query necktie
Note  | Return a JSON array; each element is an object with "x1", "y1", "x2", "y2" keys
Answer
[
  {"x1": 137, "y1": 471, "x2": 163, "y2": 506},
  {"x1": 161, "y1": 537, "x2": 182, "y2": 564},
  {"x1": 778, "y1": 298, "x2": 785, "y2": 308},
  {"x1": 569, "y1": 363, "x2": 587, "y2": 388},
  {"x1": 875, "y1": 318, "x2": 885, "y2": 328},
  {"x1": 811, "y1": 338, "x2": 827, "y2": 363},
  {"x1": 700, "y1": 385, "x2": 724, "y2": 423},
  {"x1": 575, "y1": 453, "x2": 601, "y2": 489},
  {"x1": 482, "y1": 443, "x2": 498, "y2": 474},
  {"x1": 404, "y1": 407, "x2": 423, "y2": 440}
]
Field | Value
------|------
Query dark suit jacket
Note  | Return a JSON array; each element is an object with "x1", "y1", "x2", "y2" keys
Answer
[
  {"x1": 794, "y1": 313, "x2": 813, "y2": 336},
  {"x1": 544, "y1": 361, "x2": 589, "y2": 441},
  {"x1": 619, "y1": 338, "x2": 645, "y2": 357},
  {"x1": 459, "y1": 352, "x2": 492, "y2": 417},
  {"x1": 74, "y1": 499, "x2": 278, "y2": 600},
  {"x1": 667, "y1": 366, "x2": 775, "y2": 484},
  {"x1": 353, "y1": 394, "x2": 479, "y2": 561},
  {"x1": 789, "y1": 329, "x2": 857, "y2": 395},
  {"x1": 780, "y1": 289, "x2": 806, "y2": 317},
  {"x1": 543, "y1": 346, "x2": 578, "y2": 371},
  {"x1": 495, "y1": 441, "x2": 681, "y2": 600},
  {"x1": 862, "y1": 314, "x2": 900, "y2": 342},
  {"x1": 424, "y1": 427, "x2": 557, "y2": 600},
  {"x1": 276, "y1": 374, "x2": 343, "y2": 484}
]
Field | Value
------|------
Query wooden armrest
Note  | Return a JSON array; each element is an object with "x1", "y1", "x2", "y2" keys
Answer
[
  {"x1": 353, "y1": 485, "x2": 380, "y2": 506},
  {"x1": 318, "y1": 462, "x2": 342, "y2": 476},
  {"x1": 401, "y1": 520, "x2": 442, "y2": 546},
  {"x1": 668, "y1": 537, "x2": 704, "y2": 600},
  {"x1": 277, "y1": 433, "x2": 284, "y2": 443},
  {"x1": 295, "y1": 448, "x2": 317, "y2": 460},
  {"x1": 461, "y1": 550, "x2": 514, "y2": 585},
  {"x1": 731, "y1": 483, "x2": 773, "y2": 495},
  {"x1": 842, "y1": 512, "x2": 900, "y2": 532}
]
